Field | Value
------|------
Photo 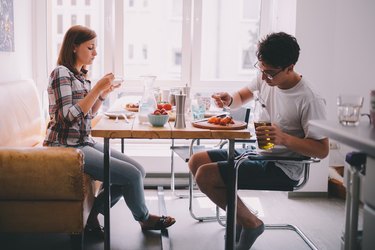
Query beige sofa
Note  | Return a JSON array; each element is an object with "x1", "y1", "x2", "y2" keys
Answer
[{"x1": 0, "y1": 79, "x2": 96, "y2": 249}]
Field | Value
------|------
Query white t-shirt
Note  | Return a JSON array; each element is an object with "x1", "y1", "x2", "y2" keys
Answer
[{"x1": 247, "y1": 74, "x2": 327, "y2": 180}]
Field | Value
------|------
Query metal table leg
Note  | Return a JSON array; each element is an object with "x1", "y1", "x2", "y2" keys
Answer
[
  {"x1": 344, "y1": 152, "x2": 366, "y2": 250},
  {"x1": 344, "y1": 165, "x2": 361, "y2": 250},
  {"x1": 104, "y1": 138, "x2": 111, "y2": 250},
  {"x1": 225, "y1": 140, "x2": 237, "y2": 250}
]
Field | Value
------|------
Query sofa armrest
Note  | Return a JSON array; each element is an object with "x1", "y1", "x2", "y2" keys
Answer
[{"x1": 0, "y1": 147, "x2": 86, "y2": 201}]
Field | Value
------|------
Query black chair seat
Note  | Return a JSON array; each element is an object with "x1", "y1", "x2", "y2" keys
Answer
[
  {"x1": 238, "y1": 180, "x2": 295, "y2": 191},
  {"x1": 246, "y1": 155, "x2": 311, "y2": 161}
]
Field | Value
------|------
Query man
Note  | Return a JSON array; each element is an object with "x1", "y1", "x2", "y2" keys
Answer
[{"x1": 188, "y1": 32, "x2": 329, "y2": 250}]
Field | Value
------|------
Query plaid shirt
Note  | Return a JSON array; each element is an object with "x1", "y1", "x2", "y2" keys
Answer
[{"x1": 43, "y1": 65, "x2": 96, "y2": 147}]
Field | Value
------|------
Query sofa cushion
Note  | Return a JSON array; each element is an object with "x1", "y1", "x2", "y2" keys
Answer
[
  {"x1": 0, "y1": 147, "x2": 86, "y2": 200},
  {"x1": 0, "y1": 79, "x2": 44, "y2": 147}
]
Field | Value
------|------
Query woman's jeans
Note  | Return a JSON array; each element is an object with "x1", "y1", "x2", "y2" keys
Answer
[{"x1": 79, "y1": 142, "x2": 149, "y2": 222}]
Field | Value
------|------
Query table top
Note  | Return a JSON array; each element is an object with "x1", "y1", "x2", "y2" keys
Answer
[
  {"x1": 91, "y1": 115, "x2": 251, "y2": 140},
  {"x1": 309, "y1": 120, "x2": 375, "y2": 158}
]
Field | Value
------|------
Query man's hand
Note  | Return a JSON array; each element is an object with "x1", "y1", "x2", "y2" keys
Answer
[
  {"x1": 212, "y1": 92, "x2": 231, "y2": 108},
  {"x1": 255, "y1": 123, "x2": 329, "y2": 159},
  {"x1": 255, "y1": 123, "x2": 284, "y2": 146}
]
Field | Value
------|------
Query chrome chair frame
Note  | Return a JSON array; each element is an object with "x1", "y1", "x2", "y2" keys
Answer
[{"x1": 224, "y1": 152, "x2": 320, "y2": 250}]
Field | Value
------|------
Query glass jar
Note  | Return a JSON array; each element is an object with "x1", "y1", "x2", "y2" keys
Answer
[{"x1": 138, "y1": 75, "x2": 157, "y2": 124}]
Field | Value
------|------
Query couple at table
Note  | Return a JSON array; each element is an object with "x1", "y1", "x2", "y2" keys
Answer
[{"x1": 44, "y1": 25, "x2": 328, "y2": 249}]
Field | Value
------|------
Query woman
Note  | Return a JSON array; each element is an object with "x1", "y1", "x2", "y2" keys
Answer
[{"x1": 43, "y1": 25, "x2": 175, "y2": 236}]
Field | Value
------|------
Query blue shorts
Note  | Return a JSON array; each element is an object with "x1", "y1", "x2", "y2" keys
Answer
[{"x1": 207, "y1": 149, "x2": 298, "y2": 190}]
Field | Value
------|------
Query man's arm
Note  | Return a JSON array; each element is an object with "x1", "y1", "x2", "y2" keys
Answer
[
  {"x1": 211, "y1": 86, "x2": 254, "y2": 109},
  {"x1": 228, "y1": 86, "x2": 254, "y2": 109},
  {"x1": 281, "y1": 135, "x2": 329, "y2": 159},
  {"x1": 257, "y1": 124, "x2": 329, "y2": 159}
]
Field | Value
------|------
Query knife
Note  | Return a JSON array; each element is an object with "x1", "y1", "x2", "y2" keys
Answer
[{"x1": 193, "y1": 113, "x2": 227, "y2": 123}]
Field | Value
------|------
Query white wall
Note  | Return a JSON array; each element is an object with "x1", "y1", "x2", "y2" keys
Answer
[
  {"x1": 294, "y1": 0, "x2": 375, "y2": 166},
  {"x1": 296, "y1": 0, "x2": 375, "y2": 119},
  {"x1": 0, "y1": 0, "x2": 33, "y2": 82}
]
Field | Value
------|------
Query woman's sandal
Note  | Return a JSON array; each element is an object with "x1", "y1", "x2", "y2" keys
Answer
[
  {"x1": 85, "y1": 224, "x2": 105, "y2": 239},
  {"x1": 141, "y1": 215, "x2": 176, "y2": 231}
]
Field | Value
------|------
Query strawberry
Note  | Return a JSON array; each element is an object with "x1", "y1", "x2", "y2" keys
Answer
[{"x1": 163, "y1": 103, "x2": 172, "y2": 111}]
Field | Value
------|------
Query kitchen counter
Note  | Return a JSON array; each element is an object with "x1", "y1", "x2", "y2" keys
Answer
[{"x1": 309, "y1": 120, "x2": 375, "y2": 250}]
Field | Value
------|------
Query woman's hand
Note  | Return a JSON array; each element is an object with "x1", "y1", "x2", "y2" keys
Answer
[
  {"x1": 211, "y1": 92, "x2": 231, "y2": 108},
  {"x1": 94, "y1": 73, "x2": 118, "y2": 99}
]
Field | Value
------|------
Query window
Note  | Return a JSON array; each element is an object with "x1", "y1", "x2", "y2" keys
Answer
[
  {"x1": 199, "y1": 0, "x2": 261, "y2": 82},
  {"x1": 142, "y1": 44, "x2": 148, "y2": 61},
  {"x1": 143, "y1": 0, "x2": 149, "y2": 8},
  {"x1": 128, "y1": 0, "x2": 134, "y2": 8},
  {"x1": 172, "y1": 0, "x2": 183, "y2": 18},
  {"x1": 46, "y1": 0, "x2": 267, "y2": 91},
  {"x1": 57, "y1": 15, "x2": 63, "y2": 34},
  {"x1": 48, "y1": 0, "x2": 104, "y2": 81},
  {"x1": 122, "y1": 0, "x2": 183, "y2": 80},
  {"x1": 127, "y1": 44, "x2": 134, "y2": 60},
  {"x1": 85, "y1": 14, "x2": 90, "y2": 27},
  {"x1": 174, "y1": 50, "x2": 182, "y2": 66},
  {"x1": 71, "y1": 14, "x2": 77, "y2": 25},
  {"x1": 243, "y1": 0, "x2": 261, "y2": 20}
]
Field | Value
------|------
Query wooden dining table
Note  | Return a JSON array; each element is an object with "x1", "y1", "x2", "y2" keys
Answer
[{"x1": 91, "y1": 114, "x2": 251, "y2": 250}]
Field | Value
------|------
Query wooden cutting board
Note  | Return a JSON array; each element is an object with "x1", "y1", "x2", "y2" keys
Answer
[{"x1": 192, "y1": 120, "x2": 247, "y2": 130}]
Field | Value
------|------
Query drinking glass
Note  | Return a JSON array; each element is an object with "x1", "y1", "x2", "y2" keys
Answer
[
  {"x1": 191, "y1": 96, "x2": 205, "y2": 120},
  {"x1": 337, "y1": 95, "x2": 364, "y2": 126}
]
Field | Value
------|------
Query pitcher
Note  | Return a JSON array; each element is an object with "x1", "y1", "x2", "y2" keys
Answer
[{"x1": 138, "y1": 75, "x2": 157, "y2": 124}]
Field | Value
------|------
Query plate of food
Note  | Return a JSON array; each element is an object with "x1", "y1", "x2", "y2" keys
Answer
[
  {"x1": 125, "y1": 103, "x2": 139, "y2": 112},
  {"x1": 192, "y1": 115, "x2": 247, "y2": 130},
  {"x1": 104, "y1": 111, "x2": 135, "y2": 119}
]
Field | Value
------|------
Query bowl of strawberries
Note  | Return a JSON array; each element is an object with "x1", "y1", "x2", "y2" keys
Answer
[{"x1": 148, "y1": 108, "x2": 169, "y2": 127}]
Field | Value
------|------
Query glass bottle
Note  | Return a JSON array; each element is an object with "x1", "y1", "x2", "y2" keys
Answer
[
  {"x1": 138, "y1": 75, "x2": 157, "y2": 124},
  {"x1": 253, "y1": 96, "x2": 274, "y2": 150}
]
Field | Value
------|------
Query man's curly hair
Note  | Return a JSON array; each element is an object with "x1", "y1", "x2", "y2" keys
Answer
[{"x1": 257, "y1": 32, "x2": 300, "y2": 69}]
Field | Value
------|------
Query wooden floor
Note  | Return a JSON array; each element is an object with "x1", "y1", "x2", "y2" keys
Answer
[{"x1": 0, "y1": 188, "x2": 358, "y2": 250}]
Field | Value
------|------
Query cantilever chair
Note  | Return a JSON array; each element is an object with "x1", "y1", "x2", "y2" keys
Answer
[
  {"x1": 223, "y1": 152, "x2": 320, "y2": 250},
  {"x1": 170, "y1": 107, "x2": 252, "y2": 221}
]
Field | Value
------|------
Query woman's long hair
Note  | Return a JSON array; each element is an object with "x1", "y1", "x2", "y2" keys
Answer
[{"x1": 57, "y1": 25, "x2": 96, "y2": 75}]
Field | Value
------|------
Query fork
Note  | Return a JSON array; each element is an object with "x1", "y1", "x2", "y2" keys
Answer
[
  {"x1": 213, "y1": 93, "x2": 231, "y2": 115},
  {"x1": 121, "y1": 113, "x2": 130, "y2": 123}
]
